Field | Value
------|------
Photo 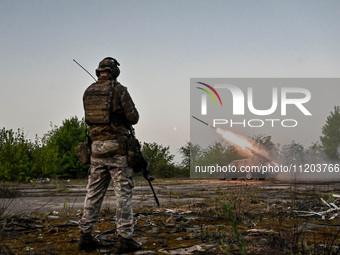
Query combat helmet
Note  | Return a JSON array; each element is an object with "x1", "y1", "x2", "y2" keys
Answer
[{"x1": 96, "y1": 57, "x2": 120, "y2": 79}]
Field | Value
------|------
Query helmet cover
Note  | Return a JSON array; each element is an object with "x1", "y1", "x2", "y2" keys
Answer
[{"x1": 96, "y1": 57, "x2": 120, "y2": 78}]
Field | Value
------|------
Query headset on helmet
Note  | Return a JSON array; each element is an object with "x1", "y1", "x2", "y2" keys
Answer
[{"x1": 95, "y1": 57, "x2": 120, "y2": 78}]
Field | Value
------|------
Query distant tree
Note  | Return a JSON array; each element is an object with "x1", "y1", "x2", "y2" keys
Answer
[
  {"x1": 280, "y1": 141, "x2": 305, "y2": 165},
  {"x1": 320, "y1": 106, "x2": 340, "y2": 160},
  {"x1": 43, "y1": 116, "x2": 88, "y2": 178},
  {"x1": 141, "y1": 142, "x2": 178, "y2": 178},
  {"x1": 0, "y1": 128, "x2": 32, "y2": 181},
  {"x1": 178, "y1": 141, "x2": 202, "y2": 171},
  {"x1": 0, "y1": 117, "x2": 89, "y2": 181},
  {"x1": 197, "y1": 140, "x2": 241, "y2": 166},
  {"x1": 306, "y1": 142, "x2": 324, "y2": 163},
  {"x1": 30, "y1": 135, "x2": 59, "y2": 179},
  {"x1": 251, "y1": 134, "x2": 279, "y2": 159}
]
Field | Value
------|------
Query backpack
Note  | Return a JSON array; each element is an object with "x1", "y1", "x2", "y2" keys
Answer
[{"x1": 83, "y1": 80, "x2": 114, "y2": 124}]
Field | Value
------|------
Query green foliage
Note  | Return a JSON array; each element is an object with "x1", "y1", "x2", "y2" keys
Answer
[
  {"x1": 0, "y1": 117, "x2": 88, "y2": 182},
  {"x1": 141, "y1": 142, "x2": 182, "y2": 178},
  {"x1": 0, "y1": 128, "x2": 32, "y2": 181},
  {"x1": 178, "y1": 141, "x2": 191, "y2": 170},
  {"x1": 196, "y1": 141, "x2": 242, "y2": 167},
  {"x1": 280, "y1": 141, "x2": 305, "y2": 165},
  {"x1": 306, "y1": 142, "x2": 324, "y2": 163},
  {"x1": 3, "y1": 106, "x2": 339, "y2": 182},
  {"x1": 188, "y1": 141, "x2": 243, "y2": 178},
  {"x1": 30, "y1": 135, "x2": 59, "y2": 178},
  {"x1": 43, "y1": 116, "x2": 88, "y2": 178},
  {"x1": 178, "y1": 141, "x2": 201, "y2": 175},
  {"x1": 320, "y1": 106, "x2": 340, "y2": 160},
  {"x1": 250, "y1": 134, "x2": 279, "y2": 159},
  {"x1": 221, "y1": 201, "x2": 247, "y2": 255}
]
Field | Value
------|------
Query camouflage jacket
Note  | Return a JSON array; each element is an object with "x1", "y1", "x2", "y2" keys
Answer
[{"x1": 86, "y1": 76, "x2": 139, "y2": 141}]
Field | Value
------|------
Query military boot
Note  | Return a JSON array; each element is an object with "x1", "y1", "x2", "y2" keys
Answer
[
  {"x1": 78, "y1": 232, "x2": 109, "y2": 252},
  {"x1": 116, "y1": 236, "x2": 142, "y2": 254}
]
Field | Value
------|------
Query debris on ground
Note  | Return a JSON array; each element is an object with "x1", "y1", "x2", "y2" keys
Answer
[
  {"x1": 294, "y1": 195, "x2": 340, "y2": 220},
  {"x1": 165, "y1": 214, "x2": 176, "y2": 227},
  {"x1": 1, "y1": 180, "x2": 340, "y2": 254}
]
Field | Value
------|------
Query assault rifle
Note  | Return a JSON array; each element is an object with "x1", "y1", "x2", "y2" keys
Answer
[{"x1": 128, "y1": 126, "x2": 160, "y2": 207}]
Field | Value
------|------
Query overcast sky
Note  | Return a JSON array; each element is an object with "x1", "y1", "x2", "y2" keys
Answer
[{"x1": 1, "y1": 0, "x2": 340, "y2": 161}]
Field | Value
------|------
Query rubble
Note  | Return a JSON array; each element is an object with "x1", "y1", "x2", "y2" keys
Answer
[
  {"x1": 294, "y1": 195, "x2": 340, "y2": 220},
  {"x1": 159, "y1": 244, "x2": 202, "y2": 254},
  {"x1": 165, "y1": 214, "x2": 176, "y2": 227}
]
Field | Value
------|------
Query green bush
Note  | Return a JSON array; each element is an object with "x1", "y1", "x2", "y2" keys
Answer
[
  {"x1": 0, "y1": 117, "x2": 88, "y2": 182},
  {"x1": 43, "y1": 116, "x2": 88, "y2": 178},
  {"x1": 0, "y1": 128, "x2": 32, "y2": 181},
  {"x1": 141, "y1": 142, "x2": 183, "y2": 178}
]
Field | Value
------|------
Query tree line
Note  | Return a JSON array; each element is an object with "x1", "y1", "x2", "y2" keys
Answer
[
  {"x1": 0, "y1": 116, "x2": 190, "y2": 182},
  {"x1": 0, "y1": 106, "x2": 339, "y2": 182}
]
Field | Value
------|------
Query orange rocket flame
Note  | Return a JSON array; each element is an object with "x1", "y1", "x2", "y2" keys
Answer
[
  {"x1": 216, "y1": 128, "x2": 256, "y2": 152},
  {"x1": 215, "y1": 127, "x2": 275, "y2": 163},
  {"x1": 192, "y1": 116, "x2": 269, "y2": 159}
]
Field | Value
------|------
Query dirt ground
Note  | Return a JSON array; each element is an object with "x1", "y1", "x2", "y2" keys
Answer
[{"x1": 1, "y1": 178, "x2": 340, "y2": 254}]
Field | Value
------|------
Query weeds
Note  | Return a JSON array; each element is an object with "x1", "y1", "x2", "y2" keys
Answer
[
  {"x1": 1, "y1": 179, "x2": 340, "y2": 254},
  {"x1": 54, "y1": 183, "x2": 68, "y2": 193},
  {"x1": 192, "y1": 227, "x2": 229, "y2": 240},
  {"x1": 221, "y1": 201, "x2": 247, "y2": 255}
]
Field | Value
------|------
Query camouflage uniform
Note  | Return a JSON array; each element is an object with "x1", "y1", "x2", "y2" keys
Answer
[{"x1": 79, "y1": 75, "x2": 139, "y2": 239}]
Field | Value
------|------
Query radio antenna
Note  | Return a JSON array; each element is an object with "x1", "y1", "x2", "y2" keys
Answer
[{"x1": 73, "y1": 59, "x2": 97, "y2": 82}]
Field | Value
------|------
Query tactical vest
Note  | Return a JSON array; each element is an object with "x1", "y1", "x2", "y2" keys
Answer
[{"x1": 83, "y1": 80, "x2": 115, "y2": 124}]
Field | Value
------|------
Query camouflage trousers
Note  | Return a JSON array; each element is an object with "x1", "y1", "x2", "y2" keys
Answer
[{"x1": 79, "y1": 140, "x2": 135, "y2": 239}]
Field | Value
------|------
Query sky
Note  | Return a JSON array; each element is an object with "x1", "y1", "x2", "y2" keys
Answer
[{"x1": 1, "y1": 0, "x2": 340, "y2": 162}]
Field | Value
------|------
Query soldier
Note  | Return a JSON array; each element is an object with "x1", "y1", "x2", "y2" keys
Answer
[{"x1": 78, "y1": 57, "x2": 142, "y2": 253}]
